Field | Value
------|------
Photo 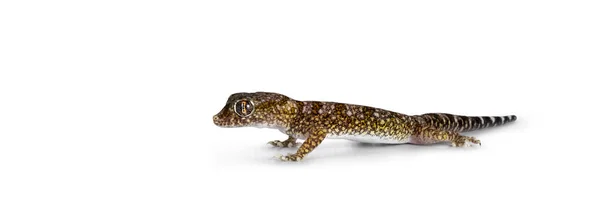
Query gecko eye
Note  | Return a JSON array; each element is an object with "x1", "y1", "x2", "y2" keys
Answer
[{"x1": 233, "y1": 99, "x2": 254, "y2": 117}]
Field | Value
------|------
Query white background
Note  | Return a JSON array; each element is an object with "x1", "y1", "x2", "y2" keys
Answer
[{"x1": 1, "y1": 1, "x2": 599, "y2": 200}]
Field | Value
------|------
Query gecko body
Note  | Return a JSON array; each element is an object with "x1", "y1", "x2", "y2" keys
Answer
[{"x1": 213, "y1": 92, "x2": 516, "y2": 161}]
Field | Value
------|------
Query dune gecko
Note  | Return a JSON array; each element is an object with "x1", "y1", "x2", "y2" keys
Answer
[{"x1": 213, "y1": 92, "x2": 516, "y2": 161}]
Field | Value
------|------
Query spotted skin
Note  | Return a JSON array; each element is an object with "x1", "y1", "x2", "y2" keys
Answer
[{"x1": 213, "y1": 92, "x2": 517, "y2": 161}]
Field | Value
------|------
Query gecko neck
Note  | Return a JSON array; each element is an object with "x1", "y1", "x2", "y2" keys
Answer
[{"x1": 250, "y1": 99, "x2": 300, "y2": 132}]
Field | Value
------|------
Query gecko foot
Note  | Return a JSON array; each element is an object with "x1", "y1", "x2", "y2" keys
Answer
[
  {"x1": 274, "y1": 153, "x2": 303, "y2": 162},
  {"x1": 451, "y1": 136, "x2": 481, "y2": 147},
  {"x1": 268, "y1": 140, "x2": 299, "y2": 148}
]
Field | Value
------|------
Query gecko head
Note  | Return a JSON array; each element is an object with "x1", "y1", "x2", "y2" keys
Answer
[{"x1": 213, "y1": 92, "x2": 296, "y2": 128}]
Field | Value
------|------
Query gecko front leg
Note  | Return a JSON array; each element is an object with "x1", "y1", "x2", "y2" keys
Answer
[
  {"x1": 268, "y1": 136, "x2": 299, "y2": 147},
  {"x1": 277, "y1": 129, "x2": 326, "y2": 161}
]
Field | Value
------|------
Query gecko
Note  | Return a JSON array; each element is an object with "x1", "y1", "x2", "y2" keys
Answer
[{"x1": 213, "y1": 92, "x2": 517, "y2": 161}]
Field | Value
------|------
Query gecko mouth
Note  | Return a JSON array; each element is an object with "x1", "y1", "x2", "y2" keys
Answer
[{"x1": 213, "y1": 115, "x2": 253, "y2": 128}]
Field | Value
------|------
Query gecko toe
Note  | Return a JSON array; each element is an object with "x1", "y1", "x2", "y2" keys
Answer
[
  {"x1": 274, "y1": 153, "x2": 303, "y2": 162},
  {"x1": 268, "y1": 139, "x2": 298, "y2": 148}
]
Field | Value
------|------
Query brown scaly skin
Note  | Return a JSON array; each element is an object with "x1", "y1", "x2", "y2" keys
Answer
[{"x1": 213, "y1": 92, "x2": 517, "y2": 162}]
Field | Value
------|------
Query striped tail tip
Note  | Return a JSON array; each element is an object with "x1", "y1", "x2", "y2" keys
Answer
[
  {"x1": 468, "y1": 115, "x2": 517, "y2": 131},
  {"x1": 419, "y1": 113, "x2": 517, "y2": 132}
]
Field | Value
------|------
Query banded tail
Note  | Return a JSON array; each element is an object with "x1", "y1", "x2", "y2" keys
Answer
[{"x1": 418, "y1": 113, "x2": 517, "y2": 132}]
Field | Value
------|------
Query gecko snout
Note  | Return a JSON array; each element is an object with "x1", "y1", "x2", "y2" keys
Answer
[
  {"x1": 213, "y1": 115, "x2": 219, "y2": 124},
  {"x1": 213, "y1": 114, "x2": 228, "y2": 127}
]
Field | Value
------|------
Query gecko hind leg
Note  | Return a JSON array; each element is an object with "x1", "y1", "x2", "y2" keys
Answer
[
  {"x1": 412, "y1": 127, "x2": 481, "y2": 147},
  {"x1": 268, "y1": 136, "x2": 299, "y2": 148},
  {"x1": 451, "y1": 135, "x2": 481, "y2": 147}
]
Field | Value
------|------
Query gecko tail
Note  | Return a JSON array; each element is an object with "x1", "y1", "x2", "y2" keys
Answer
[{"x1": 418, "y1": 113, "x2": 517, "y2": 133}]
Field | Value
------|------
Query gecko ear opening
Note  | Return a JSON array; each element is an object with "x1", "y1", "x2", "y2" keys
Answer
[{"x1": 234, "y1": 99, "x2": 255, "y2": 117}]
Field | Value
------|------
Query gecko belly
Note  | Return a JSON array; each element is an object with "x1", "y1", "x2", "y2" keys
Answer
[{"x1": 327, "y1": 134, "x2": 409, "y2": 144}]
